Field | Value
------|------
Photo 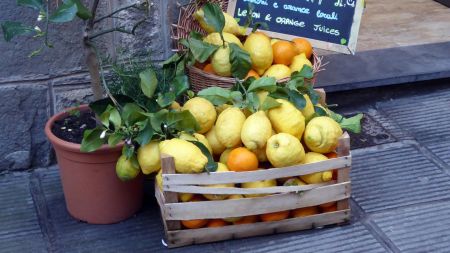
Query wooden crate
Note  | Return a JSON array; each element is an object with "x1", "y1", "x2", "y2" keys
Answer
[{"x1": 155, "y1": 132, "x2": 351, "y2": 248}]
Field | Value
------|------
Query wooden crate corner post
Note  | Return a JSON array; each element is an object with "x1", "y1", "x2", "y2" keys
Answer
[{"x1": 336, "y1": 132, "x2": 351, "y2": 222}]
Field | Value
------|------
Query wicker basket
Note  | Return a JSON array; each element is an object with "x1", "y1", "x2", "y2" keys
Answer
[{"x1": 171, "y1": 0, "x2": 324, "y2": 93}]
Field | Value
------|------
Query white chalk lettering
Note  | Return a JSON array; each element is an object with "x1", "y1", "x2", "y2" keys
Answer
[
  {"x1": 313, "y1": 24, "x2": 340, "y2": 36},
  {"x1": 316, "y1": 10, "x2": 338, "y2": 20},
  {"x1": 276, "y1": 17, "x2": 305, "y2": 28},
  {"x1": 283, "y1": 4, "x2": 310, "y2": 14},
  {"x1": 243, "y1": 0, "x2": 268, "y2": 6}
]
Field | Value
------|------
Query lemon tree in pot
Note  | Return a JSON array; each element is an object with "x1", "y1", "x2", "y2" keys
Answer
[{"x1": 0, "y1": 0, "x2": 177, "y2": 224}]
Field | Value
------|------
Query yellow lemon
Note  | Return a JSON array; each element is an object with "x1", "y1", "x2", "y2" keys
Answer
[
  {"x1": 203, "y1": 32, "x2": 244, "y2": 48},
  {"x1": 301, "y1": 94, "x2": 315, "y2": 122},
  {"x1": 211, "y1": 46, "x2": 232, "y2": 77},
  {"x1": 137, "y1": 141, "x2": 160, "y2": 175},
  {"x1": 263, "y1": 64, "x2": 291, "y2": 80},
  {"x1": 266, "y1": 133, "x2": 305, "y2": 168},
  {"x1": 156, "y1": 169, "x2": 193, "y2": 201},
  {"x1": 252, "y1": 147, "x2": 268, "y2": 162},
  {"x1": 270, "y1": 38, "x2": 280, "y2": 46},
  {"x1": 268, "y1": 99, "x2": 305, "y2": 139},
  {"x1": 219, "y1": 148, "x2": 233, "y2": 164},
  {"x1": 194, "y1": 9, "x2": 246, "y2": 36},
  {"x1": 290, "y1": 53, "x2": 313, "y2": 73},
  {"x1": 304, "y1": 117, "x2": 343, "y2": 153},
  {"x1": 300, "y1": 152, "x2": 333, "y2": 184},
  {"x1": 241, "y1": 179, "x2": 277, "y2": 198},
  {"x1": 244, "y1": 32, "x2": 273, "y2": 75},
  {"x1": 216, "y1": 104, "x2": 232, "y2": 115},
  {"x1": 215, "y1": 107, "x2": 246, "y2": 148},
  {"x1": 256, "y1": 90, "x2": 269, "y2": 104},
  {"x1": 206, "y1": 126, "x2": 226, "y2": 155},
  {"x1": 203, "y1": 163, "x2": 234, "y2": 200},
  {"x1": 156, "y1": 169, "x2": 163, "y2": 191},
  {"x1": 159, "y1": 138, "x2": 208, "y2": 174},
  {"x1": 283, "y1": 178, "x2": 306, "y2": 186},
  {"x1": 170, "y1": 101, "x2": 181, "y2": 111},
  {"x1": 193, "y1": 133, "x2": 213, "y2": 154},
  {"x1": 115, "y1": 155, "x2": 140, "y2": 181},
  {"x1": 241, "y1": 111, "x2": 272, "y2": 151},
  {"x1": 182, "y1": 97, "x2": 217, "y2": 134}
]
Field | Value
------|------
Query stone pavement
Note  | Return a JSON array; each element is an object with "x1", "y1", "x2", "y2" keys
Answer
[{"x1": 2, "y1": 81, "x2": 450, "y2": 253}]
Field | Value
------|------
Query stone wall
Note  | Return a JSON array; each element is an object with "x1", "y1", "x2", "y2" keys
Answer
[{"x1": 0, "y1": 0, "x2": 188, "y2": 172}]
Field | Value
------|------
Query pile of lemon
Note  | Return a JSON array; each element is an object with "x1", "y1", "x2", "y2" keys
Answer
[{"x1": 194, "y1": 9, "x2": 314, "y2": 80}]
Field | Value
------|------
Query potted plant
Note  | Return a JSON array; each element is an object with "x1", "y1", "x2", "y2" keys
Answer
[{"x1": 0, "y1": 0, "x2": 164, "y2": 224}]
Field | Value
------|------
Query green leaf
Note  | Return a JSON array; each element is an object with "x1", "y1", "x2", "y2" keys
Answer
[
  {"x1": 70, "y1": 0, "x2": 92, "y2": 20},
  {"x1": 202, "y1": 3, "x2": 225, "y2": 33},
  {"x1": 109, "y1": 108, "x2": 122, "y2": 129},
  {"x1": 122, "y1": 144, "x2": 135, "y2": 159},
  {"x1": 297, "y1": 65, "x2": 314, "y2": 79},
  {"x1": 80, "y1": 128, "x2": 105, "y2": 152},
  {"x1": 247, "y1": 77, "x2": 277, "y2": 93},
  {"x1": 198, "y1": 87, "x2": 232, "y2": 106},
  {"x1": 108, "y1": 133, "x2": 123, "y2": 147},
  {"x1": 172, "y1": 110, "x2": 200, "y2": 133},
  {"x1": 246, "y1": 92, "x2": 259, "y2": 113},
  {"x1": 188, "y1": 37, "x2": 219, "y2": 63},
  {"x1": 100, "y1": 109, "x2": 110, "y2": 128},
  {"x1": 314, "y1": 106, "x2": 328, "y2": 117},
  {"x1": 307, "y1": 87, "x2": 321, "y2": 105},
  {"x1": 189, "y1": 31, "x2": 203, "y2": 40},
  {"x1": 162, "y1": 53, "x2": 182, "y2": 67},
  {"x1": 261, "y1": 96, "x2": 281, "y2": 111},
  {"x1": 157, "y1": 92, "x2": 176, "y2": 108},
  {"x1": 135, "y1": 119, "x2": 154, "y2": 146},
  {"x1": 269, "y1": 87, "x2": 289, "y2": 100},
  {"x1": 122, "y1": 103, "x2": 145, "y2": 126},
  {"x1": 189, "y1": 141, "x2": 218, "y2": 173},
  {"x1": 139, "y1": 68, "x2": 158, "y2": 98},
  {"x1": 287, "y1": 90, "x2": 306, "y2": 109},
  {"x1": 229, "y1": 43, "x2": 252, "y2": 79},
  {"x1": 1, "y1": 21, "x2": 34, "y2": 42},
  {"x1": 171, "y1": 75, "x2": 189, "y2": 97},
  {"x1": 49, "y1": 1, "x2": 78, "y2": 23},
  {"x1": 329, "y1": 112, "x2": 364, "y2": 134},
  {"x1": 230, "y1": 91, "x2": 243, "y2": 103},
  {"x1": 150, "y1": 110, "x2": 168, "y2": 133},
  {"x1": 89, "y1": 95, "x2": 134, "y2": 116},
  {"x1": 17, "y1": 0, "x2": 43, "y2": 10}
]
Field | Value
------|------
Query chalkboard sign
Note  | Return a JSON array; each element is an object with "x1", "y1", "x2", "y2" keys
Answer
[{"x1": 227, "y1": 0, "x2": 364, "y2": 54}]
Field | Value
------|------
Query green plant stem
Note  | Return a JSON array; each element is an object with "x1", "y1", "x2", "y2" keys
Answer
[
  {"x1": 94, "y1": 3, "x2": 138, "y2": 24},
  {"x1": 88, "y1": 27, "x2": 133, "y2": 40}
]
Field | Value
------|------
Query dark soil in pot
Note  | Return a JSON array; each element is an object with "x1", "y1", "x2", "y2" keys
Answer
[{"x1": 51, "y1": 110, "x2": 97, "y2": 144}]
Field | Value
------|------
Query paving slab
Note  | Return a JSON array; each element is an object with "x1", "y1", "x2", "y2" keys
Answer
[
  {"x1": 351, "y1": 143, "x2": 450, "y2": 213},
  {"x1": 426, "y1": 140, "x2": 450, "y2": 166},
  {"x1": 0, "y1": 173, "x2": 47, "y2": 253},
  {"x1": 372, "y1": 200, "x2": 450, "y2": 253}
]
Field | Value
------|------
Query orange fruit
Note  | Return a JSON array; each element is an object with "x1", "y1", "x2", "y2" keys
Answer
[
  {"x1": 292, "y1": 38, "x2": 313, "y2": 59},
  {"x1": 260, "y1": 210, "x2": 290, "y2": 222},
  {"x1": 246, "y1": 69, "x2": 260, "y2": 79},
  {"x1": 234, "y1": 215, "x2": 259, "y2": 225},
  {"x1": 227, "y1": 147, "x2": 259, "y2": 172},
  {"x1": 321, "y1": 204, "x2": 338, "y2": 213},
  {"x1": 203, "y1": 63, "x2": 216, "y2": 74},
  {"x1": 319, "y1": 202, "x2": 337, "y2": 209},
  {"x1": 272, "y1": 41, "x2": 298, "y2": 65},
  {"x1": 207, "y1": 219, "x2": 228, "y2": 227},
  {"x1": 182, "y1": 219, "x2": 209, "y2": 229},
  {"x1": 292, "y1": 206, "x2": 319, "y2": 218}
]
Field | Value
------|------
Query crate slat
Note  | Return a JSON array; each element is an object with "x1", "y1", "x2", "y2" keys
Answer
[
  {"x1": 165, "y1": 210, "x2": 350, "y2": 248},
  {"x1": 163, "y1": 155, "x2": 351, "y2": 186},
  {"x1": 161, "y1": 155, "x2": 181, "y2": 230},
  {"x1": 165, "y1": 181, "x2": 334, "y2": 195},
  {"x1": 163, "y1": 182, "x2": 350, "y2": 220},
  {"x1": 337, "y1": 132, "x2": 351, "y2": 211}
]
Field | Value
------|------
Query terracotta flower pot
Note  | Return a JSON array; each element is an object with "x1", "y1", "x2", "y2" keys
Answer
[{"x1": 45, "y1": 105, "x2": 143, "y2": 224}]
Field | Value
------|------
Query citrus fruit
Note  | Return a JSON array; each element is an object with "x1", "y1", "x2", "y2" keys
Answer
[
  {"x1": 252, "y1": 147, "x2": 269, "y2": 162},
  {"x1": 194, "y1": 9, "x2": 245, "y2": 36},
  {"x1": 300, "y1": 152, "x2": 333, "y2": 184},
  {"x1": 241, "y1": 111, "x2": 272, "y2": 151},
  {"x1": 260, "y1": 210, "x2": 290, "y2": 222},
  {"x1": 246, "y1": 69, "x2": 260, "y2": 79},
  {"x1": 211, "y1": 46, "x2": 232, "y2": 77},
  {"x1": 244, "y1": 32, "x2": 273, "y2": 75},
  {"x1": 207, "y1": 219, "x2": 228, "y2": 227},
  {"x1": 219, "y1": 148, "x2": 233, "y2": 164},
  {"x1": 227, "y1": 147, "x2": 259, "y2": 172},
  {"x1": 321, "y1": 204, "x2": 338, "y2": 213},
  {"x1": 115, "y1": 155, "x2": 140, "y2": 181},
  {"x1": 156, "y1": 169, "x2": 163, "y2": 191},
  {"x1": 272, "y1": 40, "x2": 298, "y2": 65},
  {"x1": 215, "y1": 107, "x2": 246, "y2": 148},
  {"x1": 304, "y1": 116, "x2": 343, "y2": 153},
  {"x1": 267, "y1": 99, "x2": 305, "y2": 139},
  {"x1": 206, "y1": 126, "x2": 226, "y2": 155},
  {"x1": 182, "y1": 97, "x2": 217, "y2": 134},
  {"x1": 301, "y1": 94, "x2": 315, "y2": 122},
  {"x1": 270, "y1": 38, "x2": 280, "y2": 46},
  {"x1": 170, "y1": 101, "x2": 181, "y2": 111},
  {"x1": 137, "y1": 141, "x2": 160, "y2": 175},
  {"x1": 283, "y1": 178, "x2": 306, "y2": 186},
  {"x1": 203, "y1": 32, "x2": 244, "y2": 48},
  {"x1": 182, "y1": 219, "x2": 208, "y2": 229},
  {"x1": 241, "y1": 179, "x2": 276, "y2": 198},
  {"x1": 292, "y1": 206, "x2": 319, "y2": 218},
  {"x1": 203, "y1": 63, "x2": 216, "y2": 74},
  {"x1": 216, "y1": 104, "x2": 232, "y2": 115},
  {"x1": 290, "y1": 53, "x2": 313, "y2": 73},
  {"x1": 234, "y1": 215, "x2": 259, "y2": 225},
  {"x1": 320, "y1": 202, "x2": 337, "y2": 209},
  {"x1": 179, "y1": 193, "x2": 194, "y2": 202},
  {"x1": 256, "y1": 90, "x2": 269, "y2": 104},
  {"x1": 263, "y1": 64, "x2": 291, "y2": 80},
  {"x1": 159, "y1": 138, "x2": 208, "y2": 174},
  {"x1": 266, "y1": 133, "x2": 305, "y2": 168},
  {"x1": 292, "y1": 38, "x2": 313, "y2": 59},
  {"x1": 193, "y1": 133, "x2": 213, "y2": 154},
  {"x1": 203, "y1": 163, "x2": 234, "y2": 200}
]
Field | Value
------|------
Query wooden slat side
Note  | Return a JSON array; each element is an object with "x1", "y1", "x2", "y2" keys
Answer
[
  {"x1": 167, "y1": 210, "x2": 350, "y2": 248},
  {"x1": 163, "y1": 156, "x2": 351, "y2": 186},
  {"x1": 164, "y1": 182, "x2": 350, "y2": 220},
  {"x1": 161, "y1": 155, "x2": 181, "y2": 231},
  {"x1": 337, "y1": 132, "x2": 351, "y2": 211}
]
